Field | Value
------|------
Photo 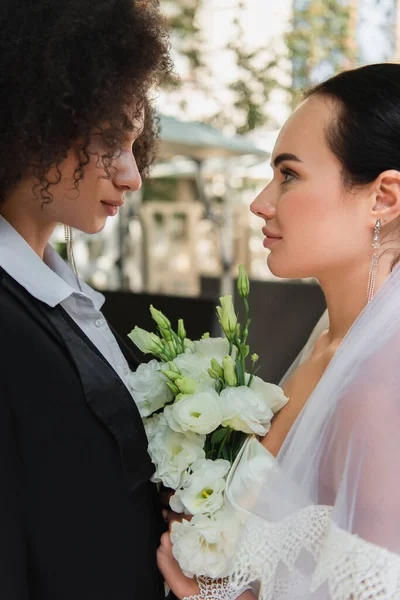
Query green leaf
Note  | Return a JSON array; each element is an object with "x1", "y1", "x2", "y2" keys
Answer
[
  {"x1": 211, "y1": 428, "x2": 227, "y2": 445},
  {"x1": 222, "y1": 445, "x2": 230, "y2": 461}
]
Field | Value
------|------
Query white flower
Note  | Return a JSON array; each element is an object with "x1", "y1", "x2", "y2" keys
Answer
[
  {"x1": 142, "y1": 413, "x2": 163, "y2": 442},
  {"x1": 148, "y1": 414, "x2": 205, "y2": 489},
  {"x1": 220, "y1": 385, "x2": 274, "y2": 436},
  {"x1": 170, "y1": 458, "x2": 230, "y2": 515},
  {"x1": 192, "y1": 337, "x2": 236, "y2": 363},
  {"x1": 173, "y1": 352, "x2": 214, "y2": 386},
  {"x1": 128, "y1": 359, "x2": 173, "y2": 418},
  {"x1": 164, "y1": 389, "x2": 222, "y2": 435},
  {"x1": 171, "y1": 509, "x2": 241, "y2": 578},
  {"x1": 246, "y1": 374, "x2": 289, "y2": 414}
]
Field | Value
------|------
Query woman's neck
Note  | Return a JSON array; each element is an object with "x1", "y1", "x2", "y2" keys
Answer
[
  {"x1": 319, "y1": 256, "x2": 394, "y2": 345},
  {"x1": 1, "y1": 188, "x2": 56, "y2": 259}
]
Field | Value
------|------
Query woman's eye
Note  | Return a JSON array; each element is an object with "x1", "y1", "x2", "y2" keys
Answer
[{"x1": 280, "y1": 168, "x2": 296, "y2": 184}]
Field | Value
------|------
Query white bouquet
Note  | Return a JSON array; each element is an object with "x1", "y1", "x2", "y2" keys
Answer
[{"x1": 127, "y1": 266, "x2": 288, "y2": 578}]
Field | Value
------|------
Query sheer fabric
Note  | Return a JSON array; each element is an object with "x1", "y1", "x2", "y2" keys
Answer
[{"x1": 226, "y1": 268, "x2": 400, "y2": 599}]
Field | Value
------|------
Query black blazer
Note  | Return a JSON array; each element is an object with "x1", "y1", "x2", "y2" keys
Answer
[{"x1": 0, "y1": 267, "x2": 165, "y2": 599}]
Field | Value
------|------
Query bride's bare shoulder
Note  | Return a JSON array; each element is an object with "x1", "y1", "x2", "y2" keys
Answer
[{"x1": 261, "y1": 328, "x2": 338, "y2": 456}]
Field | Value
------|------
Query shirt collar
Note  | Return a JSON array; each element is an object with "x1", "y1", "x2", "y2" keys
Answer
[{"x1": 0, "y1": 215, "x2": 104, "y2": 310}]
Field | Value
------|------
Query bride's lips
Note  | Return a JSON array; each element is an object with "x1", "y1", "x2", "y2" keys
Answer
[
  {"x1": 101, "y1": 199, "x2": 124, "y2": 217},
  {"x1": 262, "y1": 227, "x2": 282, "y2": 248}
]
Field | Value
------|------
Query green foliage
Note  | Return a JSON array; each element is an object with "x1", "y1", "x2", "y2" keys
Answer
[
  {"x1": 223, "y1": 1, "x2": 278, "y2": 133},
  {"x1": 163, "y1": 0, "x2": 277, "y2": 133},
  {"x1": 286, "y1": 0, "x2": 354, "y2": 107},
  {"x1": 163, "y1": 0, "x2": 354, "y2": 132}
]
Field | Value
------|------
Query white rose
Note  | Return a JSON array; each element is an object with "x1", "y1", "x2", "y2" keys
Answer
[
  {"x1": 148, "y1": 414, "x2": 205, "y2": 489},
  {"x1": 220, "y1": 385, "x2": 274, "y2": 436},
  {"x1": 171, "y1": 509, "x2": 241, "y2": 578},
  {"x1": 170, "y1": 458, "x2": 230, "y2": 515},
  {"x1": 128, "y1": 359, "x2": 173, "y2": 418},
  {"x1": 192, "y1": 338, "x2": 236, "y2": 363},
  {"x1": 164, "y1": 389, "x2": 222, "y2": 435},
  {"x1": 246, "y1": 374, "x2": 289, "y2": 414},
  {"x1": 173, "y1": 352, "x2": 214, "y2": 386}
]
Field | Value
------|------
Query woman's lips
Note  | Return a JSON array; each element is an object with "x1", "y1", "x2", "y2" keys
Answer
[
  {"x1": 263, "y1": 236, "x2": 281, "y2": 249},
  {"x1": 262, "y1": 227, "x2": 282, "y2": 248},
  {"x1": 101, "y1": 200, "x2": 123, "y2": 217}
]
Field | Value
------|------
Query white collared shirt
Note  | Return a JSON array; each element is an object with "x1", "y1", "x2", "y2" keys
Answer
[{"x1": 0, "y1": 215, "x2": 132, "y2": 389}]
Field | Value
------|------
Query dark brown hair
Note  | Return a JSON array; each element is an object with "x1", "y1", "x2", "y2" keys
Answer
[{"x1": 0, "y1": 0, "x2": 172, "y2": 203}]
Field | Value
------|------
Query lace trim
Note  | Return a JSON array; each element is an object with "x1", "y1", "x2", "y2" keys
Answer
[
  {"x1": 312, "y1": 523, "x2": 400, "y2": 599},
  {"x1": 183, "y1": 577, "x2": 253, "y2": 600},
  {"x1": 229, "y1": 505, "x2": 332, "y2": 598},
  {"x1": 229, "y1": 505, "x2": 400, "y2": 599}
]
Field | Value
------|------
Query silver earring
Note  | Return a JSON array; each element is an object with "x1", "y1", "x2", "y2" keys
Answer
[
  {"x1": 366, "y1": 219, "x2": 381, "y2": 304},
  {"x1": 64, "y1": 225, "x2": 82, "y2": 291}
]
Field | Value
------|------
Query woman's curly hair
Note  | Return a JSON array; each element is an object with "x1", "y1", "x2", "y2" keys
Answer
[{"x1": 0, "y1": 0, "x2": 172, "y2": 203}]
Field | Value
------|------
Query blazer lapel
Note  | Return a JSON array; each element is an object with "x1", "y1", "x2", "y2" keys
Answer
[
  {"x1": 43, "y1": 305, "x2": 154, "y2": 490},
  {"x1": 108, "y1": 323, "x2": 141, "y2": 371}
]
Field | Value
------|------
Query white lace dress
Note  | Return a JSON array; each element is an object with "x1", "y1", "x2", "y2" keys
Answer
[{"x1": 225, "y1": 310, "x2": 400, "y2": 600}]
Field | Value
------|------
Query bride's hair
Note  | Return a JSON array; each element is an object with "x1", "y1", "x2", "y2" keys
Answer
[
  {"x1": 306, "y1": 63, "x2": 400, "y2": 268},
  {"x1": 0, "y1": 0, "x2": 172, "y2": 205},
  {"x1": 306, "y1": 63, "x2": 400, "y2": 190}
]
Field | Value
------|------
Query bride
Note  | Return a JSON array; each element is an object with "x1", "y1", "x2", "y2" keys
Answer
[{"x1": 157, "y1": 62, "x2": 400, "y2": 599}]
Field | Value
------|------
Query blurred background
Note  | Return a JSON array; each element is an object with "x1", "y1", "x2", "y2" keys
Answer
[{"x1": 55, "y1": 0, "x2": 400, "y2": 382}]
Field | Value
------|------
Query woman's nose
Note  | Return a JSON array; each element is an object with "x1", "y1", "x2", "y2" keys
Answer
[
  {"x1": 114, "y1": 152, "x2": 142, "y2": 192},
  {"x1": 250, "y1": 188, "x2": 276, "y2": 220}
]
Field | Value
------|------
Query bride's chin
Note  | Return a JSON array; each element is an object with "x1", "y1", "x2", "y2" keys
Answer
[{"x1": 267, "y1": 254, "x2": 306, "y2": 280}]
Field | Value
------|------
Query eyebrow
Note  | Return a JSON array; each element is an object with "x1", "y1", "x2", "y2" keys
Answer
[{"x1": 272, "y1": 153, "x2": 302, "y2": 169}]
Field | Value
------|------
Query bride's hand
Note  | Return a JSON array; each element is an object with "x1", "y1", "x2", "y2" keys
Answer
[{"x1": 157, "y1": 531, "x2": 199, "y2": 600}]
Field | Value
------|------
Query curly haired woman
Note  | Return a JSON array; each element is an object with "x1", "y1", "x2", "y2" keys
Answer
[{"x1": 0, "y1": 1, "x2": 171, "y2": 598}]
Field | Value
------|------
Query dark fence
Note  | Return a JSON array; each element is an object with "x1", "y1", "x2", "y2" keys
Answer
[{"x1": 102, "y1": 278, "x2": 326, "y2": 384}]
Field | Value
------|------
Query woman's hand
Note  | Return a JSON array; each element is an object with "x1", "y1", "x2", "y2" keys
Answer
[{"x1": 157, "y1": 531, "x2": 199, "y2": 600}]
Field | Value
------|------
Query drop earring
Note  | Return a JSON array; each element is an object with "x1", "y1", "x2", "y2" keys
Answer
[
  {"x1": 366, "y1": 219, "x2": 381, "y2": 304},
  {"x1": 64, "y1": 224, "x2": 82, "y2": 291}
]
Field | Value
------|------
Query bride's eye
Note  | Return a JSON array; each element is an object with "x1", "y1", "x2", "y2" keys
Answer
[{"x1": 280, "y1": 167, "x2": 296, "y2": 184}]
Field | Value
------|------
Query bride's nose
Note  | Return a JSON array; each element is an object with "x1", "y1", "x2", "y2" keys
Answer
[{"x1": 250, "y1": 189, "x2": 277, "y2": 220}]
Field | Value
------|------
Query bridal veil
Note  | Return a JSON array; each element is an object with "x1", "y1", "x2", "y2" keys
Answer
[{"x1": 227, "y1": 266, "x2": 400, "y2": 599}]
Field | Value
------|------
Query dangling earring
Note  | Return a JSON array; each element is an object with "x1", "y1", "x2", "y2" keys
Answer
[
  {"x1": 366, "y1": 219, "x2": 381, "y2": 304},
  {"x1": 64, "y1": 224, "x2": 82, "y2": 291}
]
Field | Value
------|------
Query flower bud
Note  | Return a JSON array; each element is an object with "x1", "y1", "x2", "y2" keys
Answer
[
  {"x1": 167, "y1": 340, "x2": 177, "y2": 357},
  {"x1": 251, "y1": 353, "x2": 259, "y2": 363},
  {"x1": 222, "y1": 355, "x2": 237, "y2": 387},
  {"x1": 150, "y1": 305, "x2": 171, "y2": 330},
  {"x1": 216, "y1": 296, "x2": 238, "y2": 340},
  {"x1": 165, "y1": 381, "x2": 180, "y2": 395},
  {"x1": 240, "y1": 344, "x2": 250, "y2": 359},
  {"x1": 162, "y1": 370, "x2": 180, "y2": 382},
  {"x1": 237, "y1": 265, "x2": 250, "y2": 298},
  {"x1": 207, "y1": 368, "x2": 220, "y2": 380},
  {"x1": 177, "y1": 319, "x2": 186, "y2": 340},
  {"x1": 201, "y1": 332, "x2": 210, "y2": 340},
  {"x1": 169, "y1": 362, "x2": 181, "y2": 374},
  {"x1": 175, "y1": 377, "x2": 198, "y2": 395},
  {"x1": 210, "y1": 358, "x2": 224, "y2": 378},
  {"x1": 128, "y1": 327, "x2": 164, "y2": 355},
  {"x1": 160, "y1": 328, "x2": 173, "y2": 341}
]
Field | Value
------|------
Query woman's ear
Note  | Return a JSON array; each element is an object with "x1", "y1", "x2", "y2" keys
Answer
[{"x1": 370, "y1": 170, "x2": 400, "y2": 226}]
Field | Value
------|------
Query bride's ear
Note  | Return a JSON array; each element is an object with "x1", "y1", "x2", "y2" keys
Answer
[{"x1": 370, "y1": 170, "x2": 400, "y2": 225}]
